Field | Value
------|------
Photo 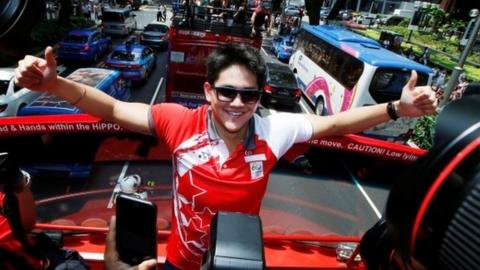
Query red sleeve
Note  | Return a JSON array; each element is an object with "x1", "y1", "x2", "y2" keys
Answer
[{"x1": 149, "y1": 104, "x2": 208, "y2": 151}]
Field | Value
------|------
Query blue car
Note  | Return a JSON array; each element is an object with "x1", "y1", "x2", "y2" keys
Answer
[
  {"x1": 105, "y1": 42, "x2": 157, "y2": 83},
  {"x1": 18, "y1": 68, "x2": 130, "y2": 116},
  {"x1": 272, "y1": 35, "x2": 294, "y2": 62},
  {"x1": 57, "y1": 28, "x2": 111, "y2": 63}
]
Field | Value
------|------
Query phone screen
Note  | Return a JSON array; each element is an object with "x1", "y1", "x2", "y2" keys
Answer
[{"x1": 116, "y1": 194, "x2": 158, "y2": 265}]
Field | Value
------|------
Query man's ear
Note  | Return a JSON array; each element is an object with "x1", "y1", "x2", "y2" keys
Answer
[{"x1": 204, "y1": 82, "x2": 213, "y2": 103}]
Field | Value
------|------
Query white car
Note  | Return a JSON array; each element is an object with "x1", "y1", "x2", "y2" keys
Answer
[{"x1": 0, "y1": 68, "x2": 41, "y2": 117}]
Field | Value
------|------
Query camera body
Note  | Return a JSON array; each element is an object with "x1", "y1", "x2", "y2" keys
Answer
[{"x1": 361, "y1": 96, "x2": 480, "y2": 270}]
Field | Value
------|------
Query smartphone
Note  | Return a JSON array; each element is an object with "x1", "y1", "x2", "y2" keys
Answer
[{"x1": 116, "y1": 194, "x2": 158, "y2": 265}]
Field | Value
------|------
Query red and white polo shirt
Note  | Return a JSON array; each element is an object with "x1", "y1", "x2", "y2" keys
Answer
[{"x1": 149, "y1": 103, "x2": 312, "y2": 269}]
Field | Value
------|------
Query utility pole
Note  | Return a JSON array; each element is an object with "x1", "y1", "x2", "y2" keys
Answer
[{"x1": 440, "y1": 9, "x2": 480, "y2": 107}]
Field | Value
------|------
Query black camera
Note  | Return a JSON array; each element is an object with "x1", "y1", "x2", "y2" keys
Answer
[
  {"x1": 201, "y1": 212, "x2": 265, "y2": 270},
  {"x1": 361, "y1": 95, "x2": 480, "y2": 270}
]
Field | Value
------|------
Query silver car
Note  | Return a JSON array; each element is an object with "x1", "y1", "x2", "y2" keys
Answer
[
  {"x1": 0, "y1": 68, "x2": 41, "y2": 117},
  {"x1": 139, "y1": 21, "x2": 169, "y2": 50}
]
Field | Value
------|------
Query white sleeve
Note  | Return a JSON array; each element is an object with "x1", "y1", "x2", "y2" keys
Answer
[{"x1": 254, "y1": 113, "x2": 313, "y2": 159}]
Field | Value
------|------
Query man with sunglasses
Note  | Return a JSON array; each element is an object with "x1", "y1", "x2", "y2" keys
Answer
[{"x1": 15, "y1": 44, "x2": 437, "y2": 270}]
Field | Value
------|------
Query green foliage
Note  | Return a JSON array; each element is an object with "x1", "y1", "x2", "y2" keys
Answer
[
  {"x1": 360, "y1": 25, "x2": 480, "y2": 81},
  {"x1": 398, "y1": 18, "x2": 409, "y2": 27},
  {"x1": 412, "y1": 114, "x2": 437, "y2": 150}
]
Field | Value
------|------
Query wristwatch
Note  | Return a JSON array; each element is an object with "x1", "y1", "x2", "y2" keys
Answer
[{"x1": 387, "y1": 102, "x2": 399, "y2": 120}]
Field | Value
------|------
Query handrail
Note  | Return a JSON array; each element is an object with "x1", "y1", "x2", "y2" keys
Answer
[{"x1": 35, "y1": 223, "x2": 361, "y2": 244}]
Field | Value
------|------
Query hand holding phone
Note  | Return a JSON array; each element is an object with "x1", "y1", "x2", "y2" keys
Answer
[{"x1": 115, "y1": 194, "x2": 158, "y2": 266}]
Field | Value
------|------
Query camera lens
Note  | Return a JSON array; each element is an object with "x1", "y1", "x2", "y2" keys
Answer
[
  {"x1": 384, "y1": 95, "x2": 480, "y2": 270},
  {"x1": 0, "y1": 0, "x2": 28, "y2": 38},
  {"x1": 0, "y1": 0, "x2": 44, "y2": 43}
]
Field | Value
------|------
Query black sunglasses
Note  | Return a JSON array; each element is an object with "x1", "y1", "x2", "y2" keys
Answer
[{"x1": 213, "y1": 86, "x2": 263, "y2": 104}]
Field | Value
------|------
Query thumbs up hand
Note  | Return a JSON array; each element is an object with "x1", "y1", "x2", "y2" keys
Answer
[
  {"x1": 14, "y1": 46, "x2": 58, "y2": 92},
  {"x1": 398, "y1": 70, "x2": 438, "y2": 117}
]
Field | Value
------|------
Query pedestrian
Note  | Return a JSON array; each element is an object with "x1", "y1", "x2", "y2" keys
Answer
[
  {"x1": 157, "y1": 3, "x2": 167, "y2": 21},
  {"x1": 14, "y1": 44, "x2": 437, "y2": 270},
  {"x1": 251, "y1": 0, "x2": 267, "y2": 36},
  {"x1": 435, "y1": 69, "x2": 446, "y2": 89},
  {"x1": 418, "y1": 47, "x2": 430, "y2": 65}
]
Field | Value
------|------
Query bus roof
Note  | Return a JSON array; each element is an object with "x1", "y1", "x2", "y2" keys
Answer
[{"x1": 302, "y1": 24, "x2": 432, "y2": 74}]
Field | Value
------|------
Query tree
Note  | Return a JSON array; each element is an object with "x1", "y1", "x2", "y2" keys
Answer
[{"x1": 423, "y1": 6, "x2": 446, "y2": 35}]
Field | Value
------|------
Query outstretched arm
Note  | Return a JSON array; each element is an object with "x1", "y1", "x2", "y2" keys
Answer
[
  {"x1": 306, "y1": 71, "x2": 437, "y2": 138},
  {"x1": 15, "y1": 47, "x2": 152, "y2": 135}
]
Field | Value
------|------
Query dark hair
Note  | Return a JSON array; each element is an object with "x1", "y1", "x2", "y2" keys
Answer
[{"x1": 206, "y1": 44, "x2": 266, "y2": 90}]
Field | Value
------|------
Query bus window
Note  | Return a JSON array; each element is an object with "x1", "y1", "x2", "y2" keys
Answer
[
  {"x1": 341, "y1": 60, "x2": 364, "y2": 90},
  {"x1": 369, "y1": 68, "x2": 429, "y2": 104}
]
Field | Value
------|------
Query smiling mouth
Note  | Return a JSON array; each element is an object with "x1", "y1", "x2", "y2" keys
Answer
[{"x1": 225, "y1": 110, "x2": 244, "y2": 117}]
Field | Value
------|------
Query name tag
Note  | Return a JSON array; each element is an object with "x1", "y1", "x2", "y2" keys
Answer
[{"x1": 245, "y1": 154, "x2": 266, "y2": 181}]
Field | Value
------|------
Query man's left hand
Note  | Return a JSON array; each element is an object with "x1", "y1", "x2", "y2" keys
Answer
[{"x1": 398, "y1": 70, "x2": 438, "y2": 117}]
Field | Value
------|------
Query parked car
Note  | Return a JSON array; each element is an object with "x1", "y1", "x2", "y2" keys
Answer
[
  {"x1": 262, "y1": 63, "x2": 301, "y2": 106},
  {"x1": 101, "y1": 7, "x2": 137, "y2": 36},
  {"x1": 18, "y1": 68, "x2": 130, "y2": 116},
  {"x1": 105, "y1": 41, "x2": 156, "y2": 83},
  {"x1": 57, "y1": 28, "x2": 111, "y2": 63},
  {"x1": 272, "y1": 35, "x2": 294, "y2": 62},
  {"x1": 0, "y1": 68, "x2": 41, "y2": 117},
  {"x1": 139, "y1": 21, "x2": 169, "y2": 50}
]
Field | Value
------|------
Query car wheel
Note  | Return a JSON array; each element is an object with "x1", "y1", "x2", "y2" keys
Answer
[{"x1": 315, "y1": 97, "x2": 326, "y2": 116}]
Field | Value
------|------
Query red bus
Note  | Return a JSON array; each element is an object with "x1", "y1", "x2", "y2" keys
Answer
[{"x1": 166, "y1": 5, "x2": 262, "y2": 107}]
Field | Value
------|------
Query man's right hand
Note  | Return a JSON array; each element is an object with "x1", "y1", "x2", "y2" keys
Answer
[{"x1": 15, "y1": 46, "x2": 58, "y2": 92}]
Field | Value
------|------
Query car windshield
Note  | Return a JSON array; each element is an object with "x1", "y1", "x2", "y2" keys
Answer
[
  {"x1": 145, "y1": 25, "x2": 168, "y2": 33},
  {"x1": 102, "y1": 12, "x2": 125, "y2": 22},
  {"x1": 111, "y1": 51, "x2": 139, "y2": 61},
  {"x1": 63, "y1": 35, "x2": 88, "y2": 43},
  {"x1": 268, "y1": 67, "x2": 297, "y2": 88},
  {"x1": 285, "y1": 40, "x2": 294, "y2": 47}
]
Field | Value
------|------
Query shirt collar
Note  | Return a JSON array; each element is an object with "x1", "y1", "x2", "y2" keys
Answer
[{"x1": 207, "y1": 108, "x2": 256, "y2": 150}]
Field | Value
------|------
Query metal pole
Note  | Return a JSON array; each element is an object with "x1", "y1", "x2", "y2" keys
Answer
[
  {"x1": 356, "y1": 0, "x2": 361, "y2": 12},
  {"x1": 440, "y1": 12, "x2": 480, "y2": 107}
]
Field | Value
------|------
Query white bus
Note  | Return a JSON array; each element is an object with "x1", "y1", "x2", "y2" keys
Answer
[{"x1": 289, "y1": 24, "x2": 432, "y2": 143}]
